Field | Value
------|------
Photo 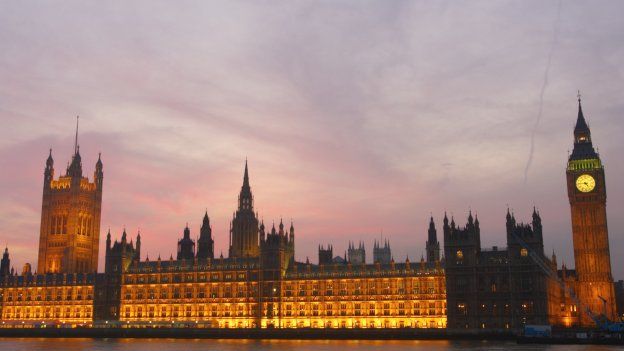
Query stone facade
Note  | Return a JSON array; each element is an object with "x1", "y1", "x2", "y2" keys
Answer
[{"x1": 37, "y1": 127, "x2": 103, "y2": 274}]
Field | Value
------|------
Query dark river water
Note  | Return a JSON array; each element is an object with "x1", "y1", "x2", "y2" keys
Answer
[{"x1": 0, "y1": 339, "x2": 620, "y2": 351}]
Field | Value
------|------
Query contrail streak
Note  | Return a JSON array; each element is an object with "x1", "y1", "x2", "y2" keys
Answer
[{"x1": 523, "y1": 0, "x2": 562, "y2": 184}]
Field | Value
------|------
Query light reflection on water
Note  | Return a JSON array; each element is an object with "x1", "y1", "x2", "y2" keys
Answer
[{"x1": 0, "y1": 338, "x2": 619, "y2": 351}]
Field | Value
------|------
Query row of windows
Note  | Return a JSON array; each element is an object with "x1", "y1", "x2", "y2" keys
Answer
[
  {"x1": 125, "y1": 272, "x2": 248, "y2": 284},
  {"x1": 2, "y1": 288, "x2": 93, "y2": 302},
  {"x1": 121, "y1": 286, "x2": 443, "y2": 300},
  {"x1": 3, "y1": 306, "x2": 92, "y2": 320},
  {"x1": 120, "y1": 302, "x2": 446, "y2": 319},
  {"x1": 123, "y1": 288, "x2": 252, "y2": 300},
  {"x1": 125, "y1": 275, "x2": 443, "y2": 289},
  {"x1": 284, "y1": 288, "x2": 440, "y2": 296},
  {"x1": 48, "y1": 213, "x2": 94, "y2": 236}
]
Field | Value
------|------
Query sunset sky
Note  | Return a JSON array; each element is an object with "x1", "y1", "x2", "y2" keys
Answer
[{"x1": 1, "y1": 1, "x2": 623, "y2": 278}]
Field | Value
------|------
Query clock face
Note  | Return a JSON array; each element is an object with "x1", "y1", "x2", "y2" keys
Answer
[{"x1": 576, "y1": 174, "x2": 596, "y2": 193}]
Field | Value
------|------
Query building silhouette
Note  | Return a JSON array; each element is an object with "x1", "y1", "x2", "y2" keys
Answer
[{"x1": 0, "y1": 100, "x2": 619, "y2": 329}]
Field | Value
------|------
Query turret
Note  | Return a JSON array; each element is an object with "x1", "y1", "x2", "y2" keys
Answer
[
  {"x1": 95, "y1": 153, "x2": 103, "y2": 189},
  {"x1": 259, "y1": 220, "x2": 266, "y2": 242},
  {"x1": 532, "y1": 207, "x2": 542, "y2": 238},
  {"x1": 0, "y1": 247, "x2": 10, "y2": 277},
  {"x1": 506, "y1": 208, "x2": 516, "y2": 232},
  {"x1": 197, "y1": 211, "x2": 215, "y2": 260},
  {"x1": 44, "y1": 149, "x2": 54, "y2": 188},
  {"x1": 106, "y1": 229, "x2": 112, "y2": 254},
  {"x1": 135, "y1": 231, "x2": 141, "y2": 262},
  {"x1": 288, "y1": 220, "x2": 295, "y2": 266},
  {"x1": 426, "y1": 216, "x2": 440, "y2": 263},
  {"x1": 319, "y1": 244, "x2": 333, "y2": 265},
  {"x1": 177, "y1": 224, "x2": 195, "y2": 260}
]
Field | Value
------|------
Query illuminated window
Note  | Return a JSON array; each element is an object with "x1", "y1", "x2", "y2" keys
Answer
[
  {"x1": 457, "y1": 303, "x2": 466, "y2": 315},
  {"x1": 520, "y1": 248, "x2": 528, "y2": 257}
]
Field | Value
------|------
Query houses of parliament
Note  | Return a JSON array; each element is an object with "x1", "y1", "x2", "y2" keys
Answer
[{"x1": 0, "y1": 99, "x2": 619, "y2": 330}]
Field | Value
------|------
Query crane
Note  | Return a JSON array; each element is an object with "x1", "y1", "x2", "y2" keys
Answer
[{"x1": 508, "y1": 230, "x2": 623, "y2": 333}]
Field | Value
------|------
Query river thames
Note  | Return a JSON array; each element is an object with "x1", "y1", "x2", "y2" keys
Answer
[{"x1": 0, "y1": 339, "x2": 620, "y2": 351}]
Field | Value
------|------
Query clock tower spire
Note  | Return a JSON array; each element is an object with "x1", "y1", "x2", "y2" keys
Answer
[{"x1": 566, "y1": 94, "x2": 616, "y2": 324}]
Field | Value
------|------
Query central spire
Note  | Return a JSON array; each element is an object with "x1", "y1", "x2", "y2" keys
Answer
[
  {"x1": 238, "y1": 159, "x2": 253, "y2": 211},
  {"x1": 243, "y1": 158, "x2": 250, "y2": 189},
  {"x1": 230, "y1": 159, "x2": 260, "y2": 258}
]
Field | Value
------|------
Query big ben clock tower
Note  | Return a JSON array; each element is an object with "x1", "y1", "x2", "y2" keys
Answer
[{"x1": 566, "y1": 94, "x2": 616, "y2": 324}]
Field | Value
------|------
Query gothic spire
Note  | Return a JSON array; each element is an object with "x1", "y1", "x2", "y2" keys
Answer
[
  {"x1": 46, "y1": 149, "x2": 54, "y2": 168},
  {"x1": 428, "y1": 216, "x2": 437, "y2": 243},
  {"x1": 570, "y1": 92, "x2": 598, "y2": 161},
  {"x1": 74, "y1": 115, "x2": 79, "y2": 155},
  {"x1": 243, "y1": 158, "x2": 249, "y2": 188},
  {"x1": 203, "y1": 210, "x2": 210, "y2": 226},
  {"x1": 574, "y1": 92, "x2": 590, "y2": 136},
  {"x1": 238, "y1": 160, "x2": 253, "y2": 211},
  {"x1": 67, "y1": 116, "x2": 83, "y2": 178}
]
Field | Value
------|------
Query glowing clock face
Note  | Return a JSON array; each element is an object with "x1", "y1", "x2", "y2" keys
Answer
[{"x1": 576, "y1": 174, "x2": 596, "y2": 193}]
